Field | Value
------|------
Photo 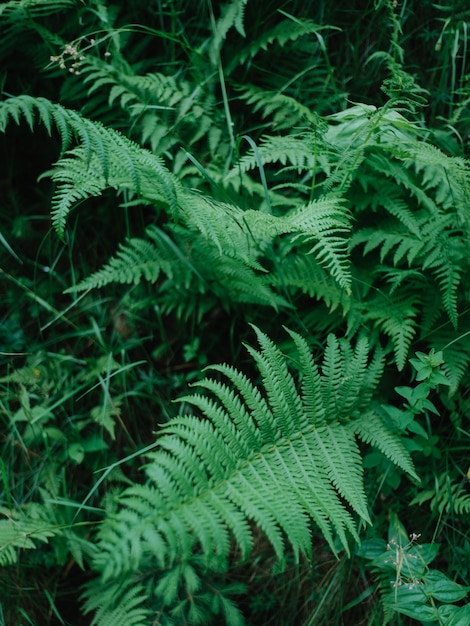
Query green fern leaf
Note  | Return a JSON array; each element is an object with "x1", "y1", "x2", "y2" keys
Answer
[
  {"x1": 82, "y1": 579, "x2": 150, "y2": 626},
  {"x1": 0, "y1": 509, "x2": 56, "y2": 566},
  {"x1": 84, "y1": 327, "x2": 420, "y2": 625},
  {"x1": 92, "y1": 328, "x2": 416, "y2": 585},
  {"x1": 237, "y1": 86, "x2": 321, "y2": 128},
  {"x1": 351, "y1": 411, "x2": 419, "y2": 480},
  {"x1": 232, "y1": 18, "x2": 337, "y2": 67},
  {"x1": 411, "y1": 473, "x2": 470, "y2": 515},
  {"x1": 0, "y1": 96, "x2": 179, "y2": 237},
  {"x1": 279, "y1": 197, "x2": 353, "y2": 293},
  {"x1": 211, "y1": 0, "x2": 249, "y2": 54},
  {"x1": 365, "y1": 291, "x2": 419, "y2": 370},
  {"x1": 66, "y1": 225, "x2": 199, "y2": 292}
]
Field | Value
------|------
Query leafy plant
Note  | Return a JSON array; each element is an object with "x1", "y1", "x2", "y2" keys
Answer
[
  {"x1": 82, "y1": 326, "x2": 419, "y2": 625},
  {"x1": 358, "y1": 513, "x2": 470, "y2": 625},
  {"x1": 1, "y1": 1, "x2": 469, "y2": 624}
]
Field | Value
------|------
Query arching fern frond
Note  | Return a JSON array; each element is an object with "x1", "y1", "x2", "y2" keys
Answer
[
  {"x1": 0, "y1": 508, "x2": 56, "y2": 566},
  {"x1": 66, "y1": 225, "x2": 200, "y2": 291},
  {"x1": 229, "y1": 130, "x2": 324, "y2": 177},
  {"x1": 230, "y1": 18, "x2": 337, "y2": 67},
  {"x1": 276, "y1": 197, "x2": 353, "y2": 293},
  {"x1": 82, "y1": 579, "x2": 150, "y2": 626},
  {"x1": 0, "y1": 95, "x2": 179, "y2": 237},
  {"x1": 408, "y1": 142, "x2": 470, "y2": 215},
  {"x1": 69, "y1": 222, "x2": 288, "y2": 312},
  {"x1": 365, "y1": 290, "x2": 420, "y2": 371},
  {"x1": 351, "y1": 411, "x2": 419, "y2": 479},
  {"x1": 0, "y1": 0, "x2": 75, "y2": 58},
  {"x1": 411, "y1": 472, "x2": 470, "y2": 515},
  {"x1": 236, "y1": 85, "x2": 321, "y2": 129},
  {"x1": 89, "y1": 326, "x2": 417, "y2": 623},
  {"x1": 211, "y1": 0, "x2": 249, "y2": 54}
]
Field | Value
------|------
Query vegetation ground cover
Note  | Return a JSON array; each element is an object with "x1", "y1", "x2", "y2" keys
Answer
[{"x1": 1, "y1": 1, "x2": 469, "y2": 624}]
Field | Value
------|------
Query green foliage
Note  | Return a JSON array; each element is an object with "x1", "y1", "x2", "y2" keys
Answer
[
  {"x1": 1, "y1": 0, "x2": 469, "y2": 624},
  {"x1": 84, "y1": 327, "x2": 416, "y2": 624},
  {"x1": 3, "y1": 93, "x2": 469, "y2": 374},
  {"x1": 0, "y1": 508, "x2": 56, "y2": 567},
  {"x1": 358, "y1": 514, "x2": 470, "y2": 624},
  {"x1": 0, "y1": 95, "x2": 179, "y2": 238}
]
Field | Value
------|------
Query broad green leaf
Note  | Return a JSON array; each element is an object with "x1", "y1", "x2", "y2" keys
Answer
[{"x1": 424, "y1": 570, "x2": 470, "y2": 603}]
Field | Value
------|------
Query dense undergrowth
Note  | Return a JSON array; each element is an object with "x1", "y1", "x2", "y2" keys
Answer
[{"x1": 1, "y1": 1, "x2": 470, "y2": 625}]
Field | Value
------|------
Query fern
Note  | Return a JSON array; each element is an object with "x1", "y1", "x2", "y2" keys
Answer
[
  {"x1": 82, "y1": 580, "x2": 151, "y2": 626},
  {"x1": 85, "y1": 327, "x2": 417, "y2": 623},
  {"x1": 2, "y1": 95, "x2": 468, "y2": 374},
  {"x1": 268, "y1": 252, "x2": 351, "y2": 313},
  {"x1": 229, "y1": 17, "x2": 336, "y2": 68},
  {"x1": 237, "y1": 85, "x2": 321, "y2": 129},
  {"x1": 365, "y1": 290, "x2": 420, "y2": 371},
  {"x1": 69, "y1": 223, "x2": 288, "y2": 313},
  {"x1": 0, "y1": 0, "x2": 75, "y2": 58},
  {"x1": 80, "y1": 58, "x2": 218, "y2": 155},
  {"x1": 0, "y1": 95, "x2": 179, "y2": 236},
  {"x1": 67, "y1": 193, "x2": 351, "y2": 304},
  {"x1": 66, "y1": 225, "x2": 200, "y2": 290},
  {"x1": 411, "y1": 473, "x2": 470, "y2": 515},
  {"x1": 407, "y1": 142, "x2": 470, "y2": 215},
  {"x1": 210, "y1": 0, "x2": 250, "y2": 55},
  {"x1": 229, "y1": 129, "x2": 326, "y2": 178},
  {"x1": 351, "y1": 412, "x2": 418, "y2": 478},
  {"x1": 0, "y1": 507, "x2": 56, "y2": 566}
]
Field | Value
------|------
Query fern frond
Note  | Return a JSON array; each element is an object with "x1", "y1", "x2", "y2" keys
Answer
[
  {"x1": 0, "y1": 96, "x2": 179, "y2": 237},
  {"x1": 430, "y1": 261, "x2": 461, "y2": 328},
  {"x1": 366, "y1": 150, "x2": 438, "y2": 213},
  {"x1": 374, "y1": 266, "x2": 426, "y2": 294},
  {"x1": 285, "y1": 328, "x2": 325, "y2": 424},
  {"x1": 92, "y1": 327, "x2": 417, "y2": 596},
  {"x1": 411, "y1": 473, "x2": 470, "y2": 515},
  {"x1": 351, "y1": 226, "x2": 425, "y2": 266},
  {"x1": 0, "y1": 0, "x2": 75, "y2": 57},
  {"x1": 211, "y1": 0, "x2": 249, "y2": 55},
  {"x1": 365, "y1": 291, "x2": 419, "y2": 370},
  {"x1": 237, "y1": 85, "x2": 321, "y2": 128},
  {"x1": 0, "y1": 509, "x2": 56, "y2": 566},
  {"x1": 379, "y1": 194, "x2": 422, "y2": 237},
  {"x1": 67, "y1": 225, "x2": 199, "y2": 291},
  {"x1": 82, "y1": 579, "x2": 150, "y2": 626},
  {"x1": 271, "y1": 253, "x2": 351, "y2": 312},
  {"x1": 231, "y1": 18, "x2": 336, "y2": 67},
  {"x1": 0, "y1": 0, "x2": 74, "y2": 18},
  {"x1": 178, "y1": 191, "x2": 269, "y2": 265},
  {"x1": 420, "y1": 230, "x2": 464, "y2": 328},
  {"x1": 279, "y1": 197, "x2": 353, "y2": 293},
  {"x1": 313, "y1": 422, "x2": 371, "y2": 523},
  {"x1": 408, "y1": 142, "x2": 469, "y2": 212},
  {"x1": 351, "y1": 411, "x2": 419, "y2": 480},
  {"x1": 229, "y1": 131, "x2": 320, "y2": 176},
  {"x1": 245, "y1": 326, "x2": 304, "y2": 433}
]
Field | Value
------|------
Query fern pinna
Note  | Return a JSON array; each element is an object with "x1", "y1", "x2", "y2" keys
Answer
[{"x1": 83, "y1": 327, "x2": 417, "y2": 625}]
